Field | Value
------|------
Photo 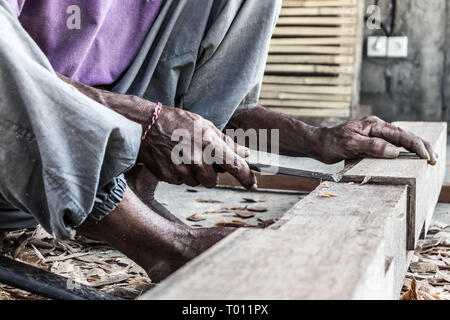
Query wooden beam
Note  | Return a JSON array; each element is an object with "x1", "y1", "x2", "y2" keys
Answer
[
  {"x1": 140, "y1": 182, "x2": 410, "y2": 300},
  {"x1": 342, "y1": 122, "x2": 447, "y2": 249},
  {"x1": 439, "y1": 182, "x2": 450, "y2": 203},
  {"x1": 218, "y1": 172, "x2": 319, "y2": 193}
]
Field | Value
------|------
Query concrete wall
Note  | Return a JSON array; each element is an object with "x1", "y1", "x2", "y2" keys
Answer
[{"x1": 361, "y1": 0, "x2": 449, "y2": 123}]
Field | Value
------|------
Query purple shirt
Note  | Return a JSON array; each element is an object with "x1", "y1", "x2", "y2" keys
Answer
[{"x1": 6, "y1": 0, "x2": 162, "y2": 86}]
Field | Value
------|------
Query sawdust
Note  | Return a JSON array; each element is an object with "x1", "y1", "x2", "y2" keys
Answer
[
  {"x1": 401, "y1": 221, "x2": 450, "y2": 300},
  {"x1": 0, "y1": 226, "x2": 153, "y2": 300}
]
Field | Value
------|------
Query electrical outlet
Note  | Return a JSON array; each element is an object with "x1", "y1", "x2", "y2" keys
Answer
[
  {"x1": 387, "y1": 36, "x2": 408, "y2": 58},
  {"x1": 367, "y1": 36, "x2": 387, "y2": 57}
]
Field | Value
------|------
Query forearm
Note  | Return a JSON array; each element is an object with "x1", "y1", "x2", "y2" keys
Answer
[
  {"x1": 226, "y1": 105, "x2": 322, "y2": 159},
  {"x1": 56, "y1": 72, "x2": 155, "y2": 127}
]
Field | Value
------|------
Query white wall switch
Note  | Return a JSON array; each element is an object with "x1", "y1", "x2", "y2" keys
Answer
[
  {"x1": 387, "y1": 36, "x2": 408, "y2": 58},
  {"x1": 367, "y1": 36, "x2": 388, "y2": 57}
]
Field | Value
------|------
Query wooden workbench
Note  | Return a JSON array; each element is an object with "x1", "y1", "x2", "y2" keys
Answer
[{"x1": 140, "y1": 122, "x2": 447, "y2": 300}]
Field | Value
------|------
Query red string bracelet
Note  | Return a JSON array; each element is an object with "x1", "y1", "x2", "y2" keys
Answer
[{"x1": 141, "y1": 102, "x2": 163, "y2": 141}]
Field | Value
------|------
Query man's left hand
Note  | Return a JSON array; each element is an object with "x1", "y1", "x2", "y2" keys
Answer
[{"x1": 315, "y1": 116, "x2": 438, "y2": 165}]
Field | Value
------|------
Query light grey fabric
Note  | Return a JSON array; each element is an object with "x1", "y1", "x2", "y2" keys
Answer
[
  {"x1": 110, "y1": 0, "x2": 282, "y2": 130},
  {"x1": 0, "y1": 0, "x2": 280, "y2": 236},
  {"x1": 0, "y1": 2, "x2": 141, "y2": 239}
]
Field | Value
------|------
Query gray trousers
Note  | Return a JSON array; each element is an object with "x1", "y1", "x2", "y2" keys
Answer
[{"x1": 0, "y1": 0, "x2": 281, "y2": 238}]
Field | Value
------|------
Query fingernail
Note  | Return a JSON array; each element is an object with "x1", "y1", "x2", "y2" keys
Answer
[
  {"x1": 385, "y1": 145, "x2": 399, "y2": 158},
  {"x1": 250, "y1": 184, "x2": 258, "y2": 191}
]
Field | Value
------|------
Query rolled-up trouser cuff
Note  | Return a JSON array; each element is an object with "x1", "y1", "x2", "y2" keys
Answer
[{"x1": 82, "y1": 174, "x2": 127, "y2": 226}]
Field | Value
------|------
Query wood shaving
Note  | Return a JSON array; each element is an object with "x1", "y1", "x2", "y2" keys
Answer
[
  {"x1": 186, "y1": 214, "x2": 206, "y2": 222},
  {"x1": 215, "y1": 220, "x2": 256, "y2": 228},
  {"x1": 242, "y1": 197, "x2": 267, "y2": 203},
  {"x1": 247, "y1": 206, "x2": 268, "y2": 213},
  {"x1": 360, "y1": 174, "x2": 372, "y2": 185},
  {"x1": 234, "y1": 210, "x2": 255, "y2": 219},
  {"x1": 91, "y1": 273, "x2": 130, "y2": 288},
  {"x1": 402, "y1": 221, "x2": 450, "y2": 300},
  {"x1": 0, "y1": 226, "x2": 152, "y2": 300},
  {"x1": 257, "y1": 218, "x2": 277, "y2": 228},
  {"x1": 196, "y1": 198, "x2": 224, "y2": 204},
  {"x1": 319, "y1": 192, "x2": 338, "y2": 198}
]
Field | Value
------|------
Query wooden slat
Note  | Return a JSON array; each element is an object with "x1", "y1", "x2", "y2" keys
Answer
[
  {"x1": 343, "y1": 122, "x2": 447, "y2": 249},
  {"x1": 280, "y1": 7, "x2": 357, "y2": 16},
  {"x1": 267, "y1": 107, "x2": 350, "y2": 117},
  {"x1": 267, "y1": 54, "x2": 354, "y2": 64},
  {"x1": 259, "y1": 90, "x2": 351, "y2": 102},
  {"x1": 262, "y1": 84, "x2": 352, "y2": 94},
  {"x1": 276, "y1": 16, "x2": 357, "y2": 25},
  {"x1": 274, "y1": 26, "x2": 356, "y2": 36},
  {"x1": 282, "y1": 0, "x2": 358, "y2": 7},
  {"x1": 260, "y1": 0, "x2": 362, "y2": 119},
  {"x1": 260, "y1": 98, "x2": 349, "y2": 109},
  {"x1": 263, "y1": 75, "x2": 353, "y2": 85},
  {"x1": 265, "y1": 64, "x2": 354, "y2": 74},
  {"x1": 270, "y1": 37, "x2": 356, "y2": 45},
  {"x1": 141, "y1": 182, "x2": 409, "y2": 300},
  {"x1": 269, "y1": 45, "x2": 354, "y2": 54}
]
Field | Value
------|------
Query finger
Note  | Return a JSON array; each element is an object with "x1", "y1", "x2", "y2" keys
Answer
[
  {"x1": 174, "y1": 165, "x2": 200, "y2": 187},
  {"x1": 357, "y1": 136, "x2": 400, "y2": 159},
  {"x1": 214, "y1": 139, "x2": 257, "y2": 190},
  {"x1": 194, "y1": 164, "x2": 218, "y2": 188},
  {"x1": 140, "y1": 151, "x2": 182, "y2": 185},
  {"x1": 370, "y1": 122, "x2": 432, "y2": 161},
  {"x1": 213, "y1": 127, "x2": 250, "y2": 158},
  {"x1": 423, "y1": 139, "x2": 437, "y2": 165}
]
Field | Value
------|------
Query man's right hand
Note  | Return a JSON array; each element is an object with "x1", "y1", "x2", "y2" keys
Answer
[
  {"x1": 139, "y1": 105, "x2": 257, "y2": 190},
  {"x1": 56, "y1": 72, "x2": 256, "y2": 190}
]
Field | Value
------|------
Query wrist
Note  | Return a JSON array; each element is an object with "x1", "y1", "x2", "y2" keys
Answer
[
  {"x1": 308, "y1": 126, "x2": 332, "y2": 162},
  {"x1": 300, "y1": 125, "x2": 324, "y2": 160}
]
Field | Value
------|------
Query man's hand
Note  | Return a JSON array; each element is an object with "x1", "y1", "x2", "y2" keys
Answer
[
  {"x1": 226, "y1": 106, "x2": 438, "y2": 166},
  {"x1": 139, "y1": 106, "x2": 257, "y2": 189},
  {"x1": 57, "y1": 73, "x2": 256, "y2": 189},
  {"x1": 315, "y1": 116, "x2": 438, "y2": 165}
]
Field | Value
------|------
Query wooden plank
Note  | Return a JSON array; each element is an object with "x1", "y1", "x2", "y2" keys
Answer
[
  {"x1": 259, "y1": 91, "x2": 352, "y2": 102},
  {"x1": 269, "y1": 38, "x2": 356, "y2": 46},
  {"x1": 439, "y1": 182, "x2": 450, "y2": 203},
  {"x1": 343, "y1": 122, "x2": 447, "y2": 250},
  {"x1": 260, "y1": 99, "x2": 349, "y2": 109},
  {"x1": 218, "y1": 172, "x2": 319, "y2": 193},
  {"x1": 262, "y1": 84, "x2": 352, "y2": 94},
  {"x1": 140, "y1": 182, "x2": 409, "y2": 300},
  {"x1": 282, "y1": 0, "x2": 358, "y2": 7},
  {"x1": 260, "y1": 0, "x2": 363, "y2": 120},
  {"x1": 267, "y1": 107, "x2": 350, "y2": 117},
  {"x1": 276, "y1": 17, "x2": 357, "y2": 25},
  {"x1": 269, "y1": 45, "x2": 354, "y2": 54},
  {"x1": 267, "y1": 54, "x2": 354, "y2": 64},
  {"x1": 348, "y1": 0, "x2": 364, "y2": 118},
  {"x1": 280, "y1": 7, "x2": 357, "y2": 16},
  {"x1": 263, "y1": 75, "x2": 353, "y2": 85},
  {"x1": 274, "y1": 26, "x2": 356, "y2": 36},
  {"x1": 265, "y1": 64, "x2": 354, "y2": 74}
]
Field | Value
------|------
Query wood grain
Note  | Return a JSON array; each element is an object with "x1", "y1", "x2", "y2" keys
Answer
[
  {"x1": 140, "y1": 183, "x2": 409, "y2": 300},
  {"x1": 342, "y1": 122, "x2": 447, "y2": 249}
]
